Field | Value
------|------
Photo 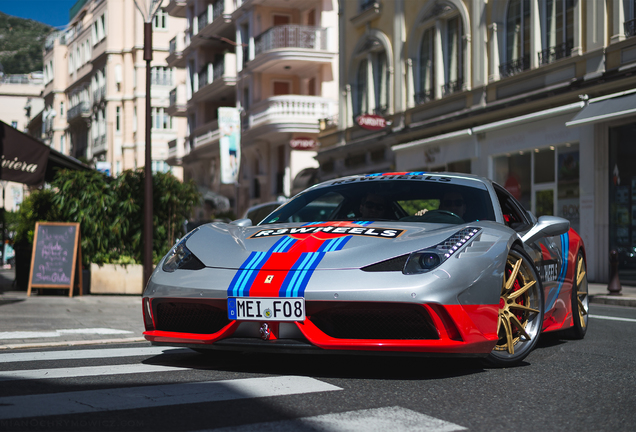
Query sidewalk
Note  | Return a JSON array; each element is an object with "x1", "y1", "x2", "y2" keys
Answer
[
  {"x1": 0, "y1": 269, "x2": 635, "y2": 350},
  {"x1": 0, "y1": 268, "x2": 145, "y2": 350}
]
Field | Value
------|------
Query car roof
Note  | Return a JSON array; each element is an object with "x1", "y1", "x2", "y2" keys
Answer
[{"x1": 309, "y1": 172, "x2": 493, "y2": 191}]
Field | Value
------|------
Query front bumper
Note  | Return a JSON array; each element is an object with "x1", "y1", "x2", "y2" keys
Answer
[{"x1": 143, "y1": 298, "x2": 499, "y2": 355}]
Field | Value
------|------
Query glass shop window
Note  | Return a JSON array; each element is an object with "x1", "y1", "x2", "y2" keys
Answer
[{"x1": 493, "y1": 152, "x2": 532, "y2": 211}]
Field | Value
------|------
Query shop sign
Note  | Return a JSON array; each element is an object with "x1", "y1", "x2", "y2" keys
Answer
[
  {"x1": 290, "y1": 137, "x2": 317, "y2": 151},
  {"x1": 356, "y1": 114, "x2": 387, "y2": 131}
]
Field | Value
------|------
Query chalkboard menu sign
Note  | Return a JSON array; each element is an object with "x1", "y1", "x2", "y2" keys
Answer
[{"x1": 27, "y1": 222, "x2": 82, "y2": 297}]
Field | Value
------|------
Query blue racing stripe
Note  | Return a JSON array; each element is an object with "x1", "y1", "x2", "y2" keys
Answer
[
  {"x1": 290, "y1": 252, "x2": 325, "y2": 297},
  {"x1": 546, "y1": 232, "x2": 569, "y2": 310},
  {"x1": 228, "y1": 237, "x2": 296, "y2": 296}
]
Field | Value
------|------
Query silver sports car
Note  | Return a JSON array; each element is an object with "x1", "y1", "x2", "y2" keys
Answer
[{"x1": 143, "y1": 172, "x2": 588, "y2": 367}]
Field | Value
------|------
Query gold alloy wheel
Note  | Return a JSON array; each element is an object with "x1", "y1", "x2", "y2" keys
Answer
[
  {"x1": 495, "y1": 253, "x2": 540, "y2": 354},
  {"x1": 575, "y1": 254, "x2": 588, "y2": 329}
]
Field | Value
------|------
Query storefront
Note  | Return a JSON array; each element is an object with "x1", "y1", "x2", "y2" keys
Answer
[{"x1": 393, "y1": 101, "x2": 600, "y2": 279}]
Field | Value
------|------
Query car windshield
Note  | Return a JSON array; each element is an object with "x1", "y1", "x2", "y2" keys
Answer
[{"x1": 260, "y1": 177, "x2": 496, "y2": 225}]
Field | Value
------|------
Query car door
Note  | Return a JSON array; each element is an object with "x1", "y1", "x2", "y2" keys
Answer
[{"x1": 493, "y1": 184, "x2": 563, "y2": 307}]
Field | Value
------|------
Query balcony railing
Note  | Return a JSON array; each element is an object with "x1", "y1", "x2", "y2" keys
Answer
[
  {"x1": 67, "y1": 101, "x2": 91, "y2": 121},
  {"x1": 193, "y1": 120, "x2": 219, "y2": 147},
  {"x1": 197, "y1": 10, "x2": 208, "y2": 33},
  {"x1": 442, "y1": 78, "x2": 463, "y2": 97},
  {"x1": 538, "y1": 40, "x2": 573, "y2": 65},
  {"x1": 212, "y1": 0, "x2": 224, "y2": 21},
  {"x1": 92, "y1": 86, "x2": 106, "y2": 104},
  {"x1": 255, "y1": 25, "x2": 328, "y2": 56},
  {"x1": 248, "y1": 96, "x2": 336, "y2": 130},
  {"x1": 198, "y1": 65, "x2": 210, "y2": 88},
  {"x1": 625, "y1": 18, "x2": 636, "y2": 37},
  {"x1": 499, "y1": 55, "x2": 530, "y2": 78},
  {"x1": 415, "y1": 89, "x2": 434, "y2": 105},
  {"x1": 197, "y1": 57, "x2": 225, "y2": 90}
]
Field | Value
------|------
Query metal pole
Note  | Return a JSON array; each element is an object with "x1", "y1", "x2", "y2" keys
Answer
[{"x1": 143, "y1": 22, "x2": 153, "y2": 286}]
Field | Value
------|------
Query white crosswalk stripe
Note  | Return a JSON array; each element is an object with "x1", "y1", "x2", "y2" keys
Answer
[
  {"x1": 0, "y1": 346, "x2": 188, "y2": 363},
  {"x1": 198, "y1": 406, "x2": 467, "y2": 432},
  {"x1": 0, "y1": 362, "x2": 193, "y2": 381},
  {"x1": 0, "y1": 375, "x2": 342, "y2": 420},
  {"x1": 0, "y1": 346, "x2": 468, "y2": 431}
]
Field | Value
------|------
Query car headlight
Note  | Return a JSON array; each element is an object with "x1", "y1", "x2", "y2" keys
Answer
[
  {"x1": 403, "y1": 227, "x2": 481, "y2": 275},
  {"x1": 162, "y1": 229, "x2": 205, "y2": 272}
]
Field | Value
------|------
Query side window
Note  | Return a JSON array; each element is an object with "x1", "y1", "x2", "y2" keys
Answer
[{"x1": 494, "y1": 185, "x2": 531, "y2": 231}]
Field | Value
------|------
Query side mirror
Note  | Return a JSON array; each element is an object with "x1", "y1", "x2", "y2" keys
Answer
[
  {"x1": 520, "y1": 216, "x2": 569, "y2": 244},
  {"x1": 230, "y1": 218, "x2": 253, "y2": 227}
]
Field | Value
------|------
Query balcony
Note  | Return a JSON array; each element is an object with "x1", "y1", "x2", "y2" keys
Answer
[
  {"x1": 167, "y1": 33, "x2": 186, "y2": 68},
  {"x1": 193, "y1": 119, "x2": 220, "y2": 150},
  {"x1": 625, "y1": 19, "x2": 636, "y2": 38},
  {"x1": 67, "y1": 101, "x2": 91, "y2": 123},
  {"x1": 189, "y1": 0, "x2": 233, "y2": 50},
  {"x1": 92, "y1": 134, "x2": 107, "y2": 155},
  {"x1": 538, "y1": 40, "x2": 573, "y2": 65},
  {"x1": 249, "y1": 25, "x2": 336, "y2": 74},
  {"x1": 167, "y1": 137, "x2": 185, "y2": 165},
  {"x1": 168, "y1": 84, "x2": 187, "y2": 117},
  {"x1": 499, "y1": 55, "x2": 530, "y2": 78},
  {"x1": 165, "y1": 0, "x2": 187, "y2": 18},
  {"x1": 191, "y1": 53, "x2": 237, "y2": 103},
  {"x1": 92, "y1": 86, "x2": 106, "y2": 105},
  {"x1": 245, "y1": 95, "x2": 336, "y2": 139},
  {"x1": 441, "y1": 78, "x2": 464, "y2": 97}
]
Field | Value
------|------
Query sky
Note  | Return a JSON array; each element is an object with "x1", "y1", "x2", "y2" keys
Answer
[{"x1": 0, "y1": 0, "x2": 79, "y2": 29}]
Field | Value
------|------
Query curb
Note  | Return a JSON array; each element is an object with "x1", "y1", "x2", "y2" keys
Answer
[
  {"x1": 589, "y1": 295, "x2": 636, "y2": 308},
  {"x1": 0, "y1": 337, "x2": 146, "y2": 351}
]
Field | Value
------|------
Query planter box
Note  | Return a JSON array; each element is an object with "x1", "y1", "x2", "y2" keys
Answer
[{"x1": 90, "y1": 263, "x2": 144, "y2": 295}]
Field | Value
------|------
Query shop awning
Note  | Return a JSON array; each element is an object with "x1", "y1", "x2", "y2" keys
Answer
[
  {"x1": 566, "y1": 91, "x2": 636, "y2": 127},
  {"x1": 0, "y1": 120, "x2": 90, "y2": 185}
]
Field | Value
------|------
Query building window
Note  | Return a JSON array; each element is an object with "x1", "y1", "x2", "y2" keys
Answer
[
  {"x1": 11, "y1": 121, "x2": 18, "y2": 129},
  {"x1": 415, "y1": 3, "x2": 464, "y2": 103},
  {"x1": 60, "y1": 135, "x2": 65, "y2": 153},
  {"x1": 151, "y1": 160, "x2": 171, "y2": 173},
  {"x1": 539, "y1": 0, "x2": 575, "y2": 65},
  {"x1": 610, "y1": 124, "x2": 636, "y2": 282},
  {"x1": 115, "y1": 106, "x2": 121, "y2": 132},
  {"x1": 151, "y1": 107, "x2": 173, "y2": 130},
  {"x1": 150, "y1": 66, "x2": 173, "y2": 86},
  {"x1": 626, "y1": 0, "x2": 636, "y2": 37},
  {"x1": 502, "y1": 0, "x2": 531, "y2": 77},
  {"x1": 60, "y1": 101, "x2": 64, "y2": 116},
  {"x1": 153, "y1": 9, "x2": 168, "y2": 30},
  {"x1": 352, "y1": 36, "x2": 390, "y2": 118}
]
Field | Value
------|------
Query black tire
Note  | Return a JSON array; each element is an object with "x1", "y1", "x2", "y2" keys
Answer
[
  {"x1": 565, "y1": 251, "x2": 588, "y2": 339},
  {"x1": 484, "y1": 245, "x2": 545, "y2": 367}
]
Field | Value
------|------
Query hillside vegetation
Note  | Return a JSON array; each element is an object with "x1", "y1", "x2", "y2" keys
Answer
[{"x1": 0, "y1": 12, "x2": 53, "y2": 74}]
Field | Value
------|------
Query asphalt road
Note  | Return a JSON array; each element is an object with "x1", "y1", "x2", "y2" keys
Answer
[{"x1": 0, "y1": 303, "x2": 634, "y2": 432}]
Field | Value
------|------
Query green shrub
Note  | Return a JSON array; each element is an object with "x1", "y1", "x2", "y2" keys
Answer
[{"x1": 43, "y1": 168, "x2": 200, "y2": 266}]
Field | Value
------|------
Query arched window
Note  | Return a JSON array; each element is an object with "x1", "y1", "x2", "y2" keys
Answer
[
  {"x1": 539, "y1": 0, "x2": 575, "y2": 64},
  {"x1": 502, "y1": 0, "x2": 531, "y2": 77},
  {"x1": 417, "y1": 28, "x2": 434, "y2": 104},
  {"x1": 414, "y1": 2, "x2": 465, "y2": 104},
  {"x1": 625, "y1": 0, "x2": 636, "y2": 37},
  {"x1": 351, "y1": 36, "x2": 391, "y2": 118}
]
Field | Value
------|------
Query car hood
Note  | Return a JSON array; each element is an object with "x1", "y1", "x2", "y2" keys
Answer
[{"x1": 185, "y1": 221, "x2": 489, "y2": 270}]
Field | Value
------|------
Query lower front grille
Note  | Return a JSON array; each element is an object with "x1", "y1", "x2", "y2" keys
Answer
[
  {"x1": 309, "y1": 303, "x2": 439, "y2": 340},
  {"x1": 154, "y1": 301, "x2": 230, "y2": 334}
]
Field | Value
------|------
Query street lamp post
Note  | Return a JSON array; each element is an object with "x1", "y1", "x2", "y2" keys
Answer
[{"x1": 133, "y1": 0, "x2": 163, "y2": 288}]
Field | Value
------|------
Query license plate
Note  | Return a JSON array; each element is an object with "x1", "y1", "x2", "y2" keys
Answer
[{"x1": 227, "y1": 297, "x2": 305, "y2": 321}]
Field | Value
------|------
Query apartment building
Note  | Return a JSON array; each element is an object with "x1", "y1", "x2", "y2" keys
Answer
[
  {"x1": 0, "y1": 73, "x2": 44, "y2": 212},
  {"x1": 318, "y1": 0, "x2": 636, "y2": 283},
  {"x1": 165, "y1": 0, "x2": 338, "y2": 220},
  {"x1": 40, "y1": 0, "x2": 186, "y2": 177}
]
